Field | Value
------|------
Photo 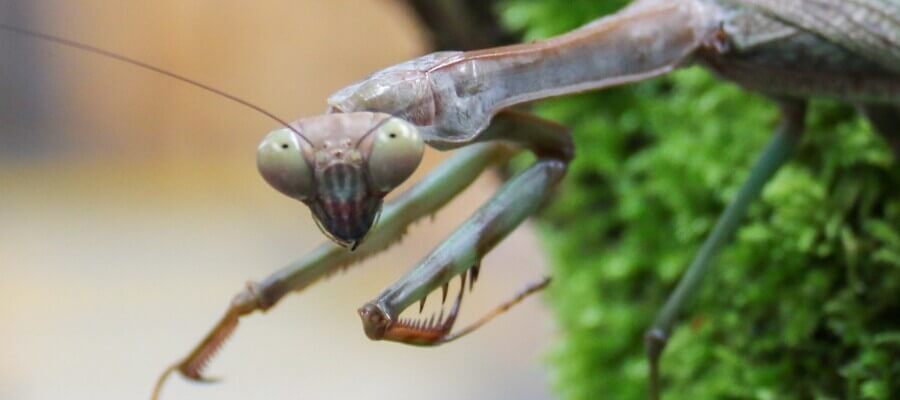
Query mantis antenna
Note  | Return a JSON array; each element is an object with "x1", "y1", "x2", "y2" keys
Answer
[{"x1": 0, "y1": 22, "x2": 314, "y2": 146}]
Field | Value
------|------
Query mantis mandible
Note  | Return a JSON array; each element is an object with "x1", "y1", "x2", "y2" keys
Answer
[{"x1": 3, "y1": 0, "x2": 898, "y2": 399}]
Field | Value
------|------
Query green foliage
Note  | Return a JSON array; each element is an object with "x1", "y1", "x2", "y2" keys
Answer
[{"x1": 499, "y1": 1, "x2": 900, "y2": 399}]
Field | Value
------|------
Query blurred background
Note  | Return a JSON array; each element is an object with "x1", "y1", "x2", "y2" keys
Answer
[{"x1": 0, "y1": 1, "x2": 555, "y2": 399}]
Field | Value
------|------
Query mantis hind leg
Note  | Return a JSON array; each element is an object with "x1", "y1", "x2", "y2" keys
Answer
[{"x1": 644, "y1": 100, "x2": 806, "y2": 400}]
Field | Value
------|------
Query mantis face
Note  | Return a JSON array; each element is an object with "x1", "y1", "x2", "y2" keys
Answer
[{"x1": 257, "y1": 112, "x2": 425, "y2": 248}]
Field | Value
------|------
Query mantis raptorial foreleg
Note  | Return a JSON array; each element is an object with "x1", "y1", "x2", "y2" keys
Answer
[
  {"x1": 358, "y1": 158, "x2": 565, "y2": 343},
  {"x1": 358, "y1": 110, "x2": 572, "y2": 345},
  {"x1": 644, "y1": 100, "x2": 807, "y2": 399}
]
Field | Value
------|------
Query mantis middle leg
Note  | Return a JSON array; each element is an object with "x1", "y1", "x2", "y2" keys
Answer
[{"x1": 644, "y1": 100, "x2": 807, "y2": 400}]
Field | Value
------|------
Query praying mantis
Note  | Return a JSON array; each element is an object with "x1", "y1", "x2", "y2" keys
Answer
[{"x1": 3, "y1": 0, "x2": 899, "y2": 399}]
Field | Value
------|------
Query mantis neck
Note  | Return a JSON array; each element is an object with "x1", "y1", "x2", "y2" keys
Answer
[{"x1": 424, "y1": 0, "x2": 720, "y2": 141}]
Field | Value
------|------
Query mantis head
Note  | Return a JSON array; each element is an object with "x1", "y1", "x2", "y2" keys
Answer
[{"x1": 257, "y1": 112, "x2": 425, "y2": 249}]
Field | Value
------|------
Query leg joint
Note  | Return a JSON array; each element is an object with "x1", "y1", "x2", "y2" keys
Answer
[
  {"x1": 230, "y1": 281, "x2": 268, "y2": 315},
  {"x1": 644, "y1": 328, "x2": 669, "y2": 360}
]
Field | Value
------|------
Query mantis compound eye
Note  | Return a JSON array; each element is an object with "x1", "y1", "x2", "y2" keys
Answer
[
  {"x1": 257, "y1": 128, "x2": 314, "y2": 200},
  {"x1": 365, "y1": 118, "x2": 425, "y2": 193}
]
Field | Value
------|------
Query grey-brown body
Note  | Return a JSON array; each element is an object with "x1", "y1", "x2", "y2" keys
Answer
[
  {"x1": 707, "y1": 0, "x2": 900, "y2": 104},
  {"x1": 329, "y1": 0, "x2": 898, "y2": 153}
]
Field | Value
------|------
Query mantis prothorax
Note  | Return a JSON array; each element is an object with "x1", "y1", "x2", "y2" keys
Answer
[{"x1": 3, "y1": 0, "x2": 898, "y2": 399}]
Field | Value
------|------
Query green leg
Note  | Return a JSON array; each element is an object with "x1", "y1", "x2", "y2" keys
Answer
[
  {"x1": 151, "y1": 143, "x2": 517, "y2": 400},
  {"x1": 369, "y1": 158, "x2": 567, "y2": 325},
  {"x1": 358, "y1": 110, "x2": 573, "y2": 345},
  {"x1": 645, "y1": 101, "x2": 807, "y2": 400}
]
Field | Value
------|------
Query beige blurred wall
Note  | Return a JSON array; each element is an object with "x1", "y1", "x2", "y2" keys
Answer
[{"x1": 27, "y1": 0, "x2": 425, "y2": 159}]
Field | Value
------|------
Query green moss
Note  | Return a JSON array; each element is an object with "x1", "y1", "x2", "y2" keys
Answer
[{"x1": 499, "y1": 1, "x2": 900, "y2": 399}]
